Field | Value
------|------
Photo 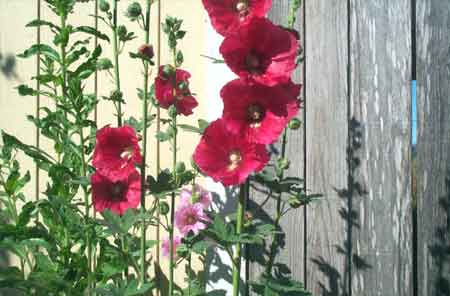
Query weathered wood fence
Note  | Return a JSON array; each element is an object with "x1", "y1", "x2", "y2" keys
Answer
[
  {"x1": 249, "y1": 1, "x2": 450, "y2": 296},
  {"x1": 0, "y1": 0, "x2": 449, "y2": 296}
]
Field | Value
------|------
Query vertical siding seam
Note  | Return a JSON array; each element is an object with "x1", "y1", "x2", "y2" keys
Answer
[
  {"x1": 411, "y1": 0, "x2": 417, "y2": 295},
  {"x1": 346, "y1": 0, "x2": 353, "y2": 295},
  {"x1": 35, "y1": 0, "x2": 41, "y2": 210},
  {"x1": 302, "y1": 0, "x2": 308, "y2": 288}
]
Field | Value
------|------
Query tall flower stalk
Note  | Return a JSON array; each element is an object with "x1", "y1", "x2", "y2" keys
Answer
[
  {"x1": 232, "y1": 183, "x2": 247, "y2": 296},
  {"x1": 139, "y1": 0, "x2": 152, "y2": 286},
  {"x1": 112, "y1": 0, "x2": 122, "y2": 126}
]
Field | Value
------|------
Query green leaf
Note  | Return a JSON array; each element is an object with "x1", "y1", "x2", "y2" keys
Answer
[
  {"x1": 17, "y1": 201, "x2": 36, "y2": 227},
  {"x1": 26, "y1": 19, "x2": 60, "y2": 31},
  {"x1": 74, "y1": 26, "x2": 110, "y2": 42},
  {"x1": 17, "y1": 44, "x2": 60, "y2": 62},
  {"x1": 16, "y1": 84, "x2": 37, "y2": 96}
]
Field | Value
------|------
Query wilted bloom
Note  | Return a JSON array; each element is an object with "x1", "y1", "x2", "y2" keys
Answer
[
  {"x1": 193, "y1": 119, "x2": 269, "y2": 186},
  {"x1": 221, "y1": 79, "x2": 300, "y2": 144},
  {"x1": 93, "y1": 125, "x2": 142, "y2": 182},
  {"x1": 180, "y1": 185, "x2": 212, "y2": 209},
  {"x1": 220, "y1": 17, "x2": 298, "y2": 86},
  {"x1": 91, "y1": 171, "x2": 141, "y2": 215},
  {"x1": 154, "y1": 65, "x2": 198, "y2": 116},
  {"x1": 162, "y1": 235, "x2": 182, "y2": 258},
  {"x1": 175, "y1": 202, "x2": 211, "y2": 236},
  {"x1": 202, "y1": 0, "x2": 272, "y2": 36}
]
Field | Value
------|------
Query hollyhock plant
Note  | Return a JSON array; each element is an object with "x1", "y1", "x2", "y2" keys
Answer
[
  {"x1": 221, "y1": 79, "x2": 301, "y2": 144},
  {"x1": 193, "y1": 119, "x2": 269, "y2": 186},
  {"x1": 202, "y1": 0, "x2": 272, "y2": 36},
  {"x1": 219, "y1": 17, "x2": 298, "y2": 86},
  {"x1": 91, "y1": 171, "x2": 141, "y2": 215},
  {"x1": 93, "y1": 125, "x2": 142, "y2": 182},
  {"x1": 162, "y1": 235, "x2": 182, "y2": 258},
  {"x1": 180, "y1": 185, "x2": 212, "y2": 209},
  {"x1": 175, "y1": 202, "x2": 211, "y2": 236},
  {"x1": 154, "y1": 65, "x2": 198, "y2": 116}
]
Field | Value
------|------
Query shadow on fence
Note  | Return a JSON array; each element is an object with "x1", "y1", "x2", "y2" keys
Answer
[
  {"x1": 0, "y1": 52, "x2": 19, "y2": 80},
  {"x1": 311, "y1": 118, "x2": 372, "y2": 296},
  {"x1": 429, "y1": 175, "x2": 450, "y2": 295}
]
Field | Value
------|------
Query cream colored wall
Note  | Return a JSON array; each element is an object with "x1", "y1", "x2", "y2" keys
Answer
[{"x1": 0, "y1": 0, "x2": 208, "y2": 290}]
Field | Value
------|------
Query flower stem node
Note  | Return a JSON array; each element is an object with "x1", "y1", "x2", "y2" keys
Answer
[
  {"x1": 159, "y1": 201, "x2": 170, "y2": 215},
  {"x1": 99, "y1": 0, "x2": 110, "y2": 12},
  {"x1": 168, "y1": 105, "x2": 178, "y2": 118},
  {"x1": 288, "y1": 118, "x2": 301, "y2": 130}
]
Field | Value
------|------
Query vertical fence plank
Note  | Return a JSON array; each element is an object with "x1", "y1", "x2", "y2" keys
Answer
[
  {"x1": 416, "y1": 1, "x2": 450, "y2": 295},
  {"x1": 304, "y1": 1, "x2": 349, "y2": 295},
  {"x1": 247, "y1": 0, "x2": 306, "y2": 291},
  {"x1": 350, "y1": 1, "x2": 412, "y2": 295}
]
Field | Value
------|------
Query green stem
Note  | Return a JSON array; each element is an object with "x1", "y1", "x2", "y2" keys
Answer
[
  {"x1": 188, "y1": 254, "x2": 192, "y2": 296},
  {"x1": 112, "y1": 0, "x2": 122, "y2": 126},
  {"x1": 232, "y1": 183, "x2": 246, "y2": 296},
  {"x1": 265, "y1": 129, "x2": 288, "y2": 276},
  {"x1": 169, "y1": 113, "x2": 177, "y2": 296},
  {"x1": 79, "y1": 127, "x2": 93, "y2": 296},
  {"x1": 139, "y1": 0, "x2": 152, "y2": 287}
]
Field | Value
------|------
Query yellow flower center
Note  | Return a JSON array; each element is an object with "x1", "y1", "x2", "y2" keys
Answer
[
  {"x1": 247, "y1": 104, "x2": 264, "y2": 128},
  {"x1": 227, "y1": 150, "x2": 242, "y2": 171}
]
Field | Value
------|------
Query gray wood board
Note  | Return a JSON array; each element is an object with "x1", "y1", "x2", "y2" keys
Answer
[
  {"x1": 304, "y1": 1, "x2": 349, "y2": 295},
  {"x1": 416, "y1": 1, "x2": 450, "y2": 295},
  {"x1": 350, "y1": 1, "x2": 412, "y2": 295}
]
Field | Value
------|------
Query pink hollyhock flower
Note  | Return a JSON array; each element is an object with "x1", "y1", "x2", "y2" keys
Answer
[
  {"x1": 193, "y1": 119, "x2": 269, "y2": 186},
  {"x1": 221, "y1": 79, "x2": 301, "y2": 144},
  {"x1": 219, "y1": 17, "x2": 298, "y2": 86},
  {"x1": 93, "y1": 125, "x2": 142, "y2": 183},
  {"x1": 91, "y1": 171, "x2": 141, "y2": 215},
  {"x1": 154, "y1": 66, "x2": 198, "y2": 116},
  {"x1": 180, "y1": 185, "x2": 212, "y2": 209},
  {"x1": 162, "y1": 235, "x2": 182, "y2": 258},
  {"x1": 202, "y1": 0, "x2": 272, "y2": 36},
  {"x1": 175, "y1": 202, "x2": 211, "y2": 236}
]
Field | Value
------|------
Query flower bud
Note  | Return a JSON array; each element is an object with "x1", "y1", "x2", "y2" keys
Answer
[
  {"x1": 288, "y1": 118, "x2": 301, "y2": 130},
  {"x1": 99, "y1": 0, "x2": 110, "y2": 12},
  {"x1": 117, "y1": 25, "x2": 127, "y2": 39},
  {"x1": 178, "y1": 81, "x2": 189, "y2": 92},
  {"x1": 277, "y1": 157, "x2": 290, "y2": 170},
  {"x1": 162, "y1": 65, "x2": 174, "y2": 79},
  {"x1": 288, "y1": 196, "x2": 302, "y2": 208},
  {"x1": 126, "y1": 2, "x2": 142, "y2": 19},
  {"x1": 243, "y1": 211, "x2": 253, "y2": 227},
  {"x1": 159, "y1": 201, "x2": 170, "y2": 215},
  {"x1": 96, "y1": 58, "x2": 113, "y2": 71},
  {"x1": 138, "y1": 44, "x2": 154, "y2": 60},
  {"x1": 175, "y1": 162, "x2": 186, "y2": 174},
  {"x1": 110, "y1": 90, "x2": 123, "y2": 102}
]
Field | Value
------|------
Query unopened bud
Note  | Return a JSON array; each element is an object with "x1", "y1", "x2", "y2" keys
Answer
[
  {"x1": 159, "y1": 201, "x2": 170, "y2": 215},
  {"x1": 288, "y1": 118, "x2": 301, "y2": 130},
  {"x1": 168, "y1": 105, "x2": 178, "y2": 118},
  {"x1": 288, "y1": 196, "x2": 302, "y2": 209},
  {"x1": 138, "y1": 44, "x2": 154, "y2": 60},
  {"x1": 277, "y1": 158, "x2": 290, "y2": 170},
  {"x1": 99, "y1": 0, "x2": 110, "y2": 12},
  {"x1": 175, "y1": 162, "x2": 186, "y2": 174},
  {"x1": 243, "y1": 211, "x2": 253, "y2": 227},
  {"x1": 126, "y1": 2, "x2": 142, "y2": 19}
]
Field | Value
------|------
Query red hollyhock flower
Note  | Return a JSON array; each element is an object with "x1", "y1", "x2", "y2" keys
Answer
[
  {"x1": 155, "y1": 66, "x2": 198, "y2": 116},
  {"x1": 219, "y1": 17, "x2": 298, "y2": 86},
  {"x1": 91, "y1": 171, "x2": 141, "y2": 215},
  {"x1": 93, "y1": 125, "x2": 142, "y2": 183},
  {"x1": 193, "y1": 119, "x2": 269, "y2": 186},
  {"x1": 202, "y1": 0, "x2": 272, "y2": 36},
  {"x1": 221, "y1": 79, "x2": 300, "y2": 144}
]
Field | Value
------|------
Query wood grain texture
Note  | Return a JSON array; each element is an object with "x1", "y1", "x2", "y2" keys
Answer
[
  {"x1": 350, "y1": 1, "x2": 412, "y2": 295},
  {"x1": 416, "y1": 1, "x2": 450, "y2": 295},
  {"x1": 304, "y1": 1, "x2": 349, "y2": 295},
  {"x1": 248, "y1": 0, "x2": 306, "y2": 291}
]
